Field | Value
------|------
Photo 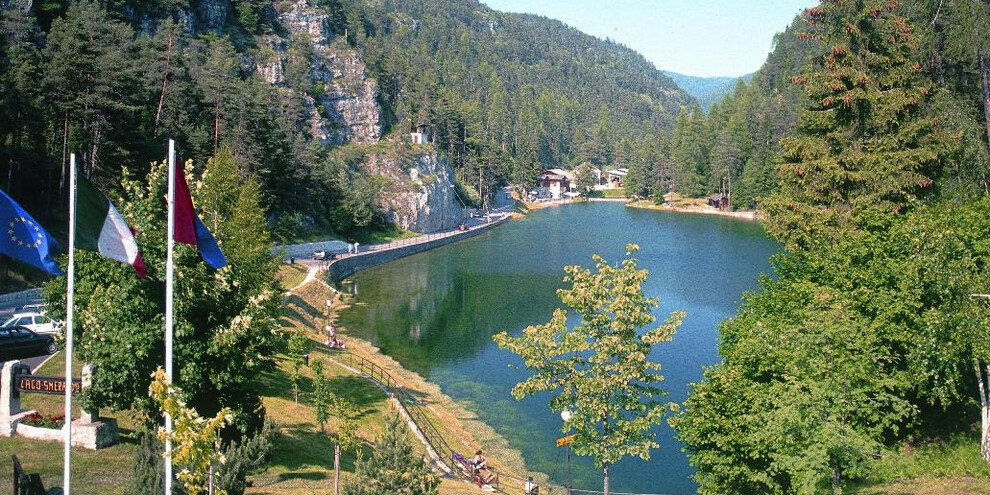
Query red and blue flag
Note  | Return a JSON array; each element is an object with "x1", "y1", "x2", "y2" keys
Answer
[{"x1": 173, "y1": 166, "x2": 227, "y2": 269}]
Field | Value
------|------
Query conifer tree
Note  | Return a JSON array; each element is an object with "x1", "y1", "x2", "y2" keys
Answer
[
  {"x1": 343, "y1": 413, "x2": 439, "y2": 495},
  {"x1": 764, "y1": 0, "x2": 953, "y2": 250},
  {"x1": 43, "y1": 0, "x2": 142, "y2": 178}
]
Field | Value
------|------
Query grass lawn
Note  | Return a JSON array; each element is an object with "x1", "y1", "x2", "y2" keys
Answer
[
  {"x1": 0, "y1": 351, "x2": 142, "y2": 495},
  {"x1": 258, "y1": 274, "x2": 532, "y2": 494},
  {"x1": 275, "y1": 263, "x2": 309, "y2": 292},
  {"x1": 0, "y1": 435, "x2": 138, "y2": 495},
  {"x1": 849, "y1": 433, "x2": 990, "y2": 494},
  {"x1": 1, "y1": 266, "x2": 536, "y2": 495},
  {"x1": 589, "y1": 188, "x2": 626, "y2": 199},
  {"x1": 357, "y1": 224, "x2": 419, "y2": 245}
]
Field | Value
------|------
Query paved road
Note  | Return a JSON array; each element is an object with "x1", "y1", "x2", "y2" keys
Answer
[
  {"x1": 1, "y1": 353, "x2": 54, "y2": 373},
  {"x1": 492, "y1": 186, "x2": 516, "y2": 212}
]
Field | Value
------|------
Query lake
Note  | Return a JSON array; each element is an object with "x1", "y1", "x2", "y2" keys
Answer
[{"x1": 337, "y1": 201, "x2": 779, "y2": 494}]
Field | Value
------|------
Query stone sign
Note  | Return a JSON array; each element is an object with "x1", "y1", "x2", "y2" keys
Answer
[{"x1": 0, "y1": 360, "x2": 118, "y2": 449}]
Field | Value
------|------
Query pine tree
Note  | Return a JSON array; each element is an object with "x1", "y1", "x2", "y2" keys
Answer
[
  {"x1": 764, "y1": 0, "x2": 954, "y2": 250},
  {"x1": 670, "y1": 107, "x2": 708, "y2": 197},
  {"x1": 342, "y1": 413, "x2": 439, "y2": 495},
  {"x1": 43, "y1": 0, "x2": 142, "y2": 178}
]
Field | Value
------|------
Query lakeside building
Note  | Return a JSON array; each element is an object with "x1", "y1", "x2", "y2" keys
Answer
[
  {"x1": 605, "y1": 168, "x2": 628, "y2": 188},
  {"x1": 707, "y1": 193, "x2": 730, "y2": 210},
  {"x1": 536, "y1": 168, "x2": 577, "y2": 199}
]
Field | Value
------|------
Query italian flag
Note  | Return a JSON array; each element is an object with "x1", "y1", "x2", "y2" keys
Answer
[{"x1": 76, "y1": 175, "x2": 146, "y2": 277}]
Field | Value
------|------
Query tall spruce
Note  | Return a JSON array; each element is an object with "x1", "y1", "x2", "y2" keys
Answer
[{"x1": 763, "y1": 0, "x2": 953, "y2": 250}]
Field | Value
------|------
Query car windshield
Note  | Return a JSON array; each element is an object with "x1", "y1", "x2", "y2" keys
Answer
[{"x1": 1, "y1": 315, "x2": 17, "y2": 328}]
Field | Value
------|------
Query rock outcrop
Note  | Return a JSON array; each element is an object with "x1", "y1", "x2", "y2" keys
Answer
[
  {"x1": 260, "y1": 0, "x2": 382, "y2": 145},
  {"x1": 364, "y1": 150, "x2": 467, "y2": 234},
  {"x1": 176, "y1": 0, "x2": 231, "y2": 35},
  {"x1": 252, "y1": 1, "x2": 454, "y2": 233}
]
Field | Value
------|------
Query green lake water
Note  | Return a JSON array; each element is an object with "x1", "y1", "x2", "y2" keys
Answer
[{"x1": 336, "y1": 202, "x2": 779, "y2": 494}]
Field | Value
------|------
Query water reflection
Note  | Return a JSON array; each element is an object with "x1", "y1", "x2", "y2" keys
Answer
[{"x1": 337, "y1": 203, "x2": 778, "y2": 494}]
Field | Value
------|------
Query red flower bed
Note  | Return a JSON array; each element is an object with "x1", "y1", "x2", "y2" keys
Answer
[{"x1": 22, "y1": 412, "x2": 65, "y2": 429}]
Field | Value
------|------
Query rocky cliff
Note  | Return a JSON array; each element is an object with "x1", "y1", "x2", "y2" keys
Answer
[
  {"x1": 259, "y1": 0, "x2": 382, "y2": 145},
  {"x1": 255, "y1": 1, "x2": 460, "y2": 233},
  {"x1": 364, "y1": 149, "x2": 467, "y2": 233}
]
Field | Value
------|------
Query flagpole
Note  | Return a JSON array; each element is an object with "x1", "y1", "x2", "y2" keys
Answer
[
  {"x1": 165, "y1": 139, "x2": 175, "y2": 495},
  {"x1": 63, "y1": 153, "x2": 76, "y2": 495}
]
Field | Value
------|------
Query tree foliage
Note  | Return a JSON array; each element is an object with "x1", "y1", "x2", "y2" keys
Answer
[
  {"x1": 494, "y1": 245, "x2": 681, "y2": 494},
  {"x1": 677, "y1": 2, "x2": 990, "y2": 493},
  {"x1": 150, "y1": 367, "x2": 232, "y2": 495},
  {"x1": 43, "y1": 148, "x2": 283, "y2": 435},
  {"x1": 342, "y1": 413, "x2": 439, "y2": 495}
]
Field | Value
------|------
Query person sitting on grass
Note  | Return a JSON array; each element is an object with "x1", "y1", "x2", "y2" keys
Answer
[
  {"x1": 525, "y1": 476, "x2": 539, "y2": 494},
  {"x1": 472, "y1": 449, "x2": 488, "y2": 472}
]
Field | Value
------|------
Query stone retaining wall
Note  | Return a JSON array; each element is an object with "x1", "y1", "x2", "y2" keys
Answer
[
  {"x1": 328, "y1": 216, "x2": 508, "y2": 282},
  {"x1": 0, "y1": 288, "x2": 42, "y2": 309}
]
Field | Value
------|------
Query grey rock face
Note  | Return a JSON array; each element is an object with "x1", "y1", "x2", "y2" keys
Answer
[
  {"x1": 259, "y1": 0, "x2": 382, "y2": 144},
  {"x1": 254, "y1": 1, "x2": 450, "y2": 233},
  {"x1": 366, "y1": 151, "x2": 467, "y2": 234},
  {"x1": 179, "y1": 0, "x2": 230, "y2": 35}
]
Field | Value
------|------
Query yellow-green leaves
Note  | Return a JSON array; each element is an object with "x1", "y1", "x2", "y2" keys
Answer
[
  {"x1": 493, "y1": 247, "x2": 682, "y2": 484},
  {"x1": 150, "y1": 368, "x2": 232, "y2": 495}
]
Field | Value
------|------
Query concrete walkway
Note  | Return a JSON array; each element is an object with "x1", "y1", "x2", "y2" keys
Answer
[{"x1": 284, "y1": 265, "x2": 321, "y2": 295}]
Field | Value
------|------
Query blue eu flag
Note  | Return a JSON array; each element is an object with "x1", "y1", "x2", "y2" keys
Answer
[{"x1": 0, "y1": 189, "x2": 62, "y2": 275}]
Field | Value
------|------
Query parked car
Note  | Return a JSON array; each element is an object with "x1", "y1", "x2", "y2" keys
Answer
[
  {"x1": 0, "y1": 326, "x2": 57, "y2": 361},
  {"x1": 1, "y1": 311, "x2": 61, "y2": 335},
  {"x1": 313, "y1": 250, "x2": 335, "y2": 261}
]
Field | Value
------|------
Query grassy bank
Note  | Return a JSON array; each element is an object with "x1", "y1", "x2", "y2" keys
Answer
[
  {"x1": 588, "y1": 188, "x2": 626, "y2": 199},
  {"x1": 0, "y1": 351, "x2": 142, "y2": 495},
  {"x1": 249, "y1": 264, "x2": 548, "y2": 494},
  {"x1": 0, "y1": 262, "x2": 541, "y2": 495},
  {"x1": 849, "y1": 434, "x2": 990, "y2": 494}
]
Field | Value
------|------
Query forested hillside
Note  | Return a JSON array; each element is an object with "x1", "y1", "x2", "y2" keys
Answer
[
  {"x1": 661, "y1": 70, "x2": 754, "y2": 112},
  {"x1": 0, "y1": 0, "x2": 693, "y2": 285},
  {"x1": 674, "y1": 1, "x2": 990, "y2": 494},
  {"x1": 623, "y1": 17, "x2": 820, "y2": 207}
]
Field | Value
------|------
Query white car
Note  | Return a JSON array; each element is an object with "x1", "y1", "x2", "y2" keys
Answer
[{"x1": 1, "y1": 311, "x2": 62, "y2": 335}]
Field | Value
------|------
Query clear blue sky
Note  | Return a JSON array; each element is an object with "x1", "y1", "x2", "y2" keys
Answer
[{"x1": 481, "y1": 0, "x2": 818, "y2": 77}]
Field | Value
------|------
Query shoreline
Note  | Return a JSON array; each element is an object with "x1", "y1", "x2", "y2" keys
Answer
[
  {"x1": 522, "y1": 197, "x2": 761, "y2": 221},
  {"x1": 626, "y1": 199, "x2": 760, "y2": 221},
  {"x1": 286, "y1": 269, "x2": 550, "y2": 493}
]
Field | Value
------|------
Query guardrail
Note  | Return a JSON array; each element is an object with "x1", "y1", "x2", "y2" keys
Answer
[
  {"x1": 330, "y1": 351, "x2": 460, "y2": 474},
  {"x1": 325, "y1": 348, "x2": 686, "y2": 495},
  {"x1": 356, "y1": 214, "x2": 509, "y2": 254}
]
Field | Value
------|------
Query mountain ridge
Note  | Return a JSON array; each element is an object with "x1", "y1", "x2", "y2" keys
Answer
[{"x1": 661, "y1": 70, "x2": 755, "y2": 112}]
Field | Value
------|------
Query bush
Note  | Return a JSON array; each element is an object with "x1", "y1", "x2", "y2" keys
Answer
[
  {"x1": 128, "y1": 431, "x2": 169, "y2": 495},
  {"x1": 129, "y1": 419, "x2": 279, "y2": 495},
  {"x1": 342, "y1": 413, "x2": 438, "y2": 495},
  {"x1": 214, "y1": 418, "x2": 280, "y2": 495}
]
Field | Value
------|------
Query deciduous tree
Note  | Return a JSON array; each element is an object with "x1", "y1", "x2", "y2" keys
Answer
[
  {"x1": 44, "y1": 149, "x2": 283, "y2": 435},
  {"x1": 494, "y1": 245, "x2": 681, "y2": 495}
]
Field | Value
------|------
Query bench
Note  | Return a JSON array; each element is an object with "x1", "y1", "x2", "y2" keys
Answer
[{"x1": 12, "y1": 455, "x2": 47, "y2": 495}]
